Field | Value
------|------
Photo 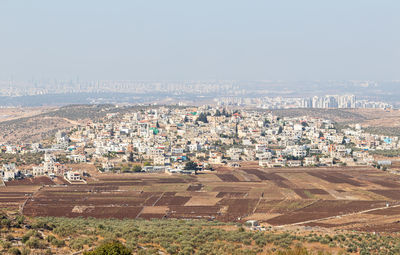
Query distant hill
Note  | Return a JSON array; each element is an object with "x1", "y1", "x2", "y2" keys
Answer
[
  {"x1": 0, "y1": 104, "x2": 185, "y2": 144},
  {"x1": 0, "y1": 104, "x2": 123, "y2": 144},
  {"x1": 269, "y1": 108, "x2": 366, "y2": 123}
]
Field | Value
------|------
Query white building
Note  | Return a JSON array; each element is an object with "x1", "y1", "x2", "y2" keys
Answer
[{"x1": 66, "y1": 171, "x2": 81, "y2": 181}]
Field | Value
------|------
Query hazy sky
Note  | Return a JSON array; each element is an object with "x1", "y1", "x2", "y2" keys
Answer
[{"x1": 0, "y1": 0, "x2": 399, "y2": 81}]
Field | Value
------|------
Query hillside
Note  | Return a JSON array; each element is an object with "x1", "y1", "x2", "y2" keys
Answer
[
  {"x1": 269, "y1": 109, "x2": 366, "y2": 123},
  {"x1": 0, "y1": 105, "x2": 123, "y2": 144},
  {"x1": 0, "y1": 212, "x2": 398, "y2": 254}
]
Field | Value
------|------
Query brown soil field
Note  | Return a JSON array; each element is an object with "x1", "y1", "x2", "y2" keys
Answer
[
  {"x1": 366, "y1": 206, "x2": 400, "y2": 215},
  {"x1": 356, "y1": 222, "x2": 400, "y2": 232},
  {"x1": 266, "y1": 200, "x2": 387, "y2": 225},
  {"x1": 0, "y1": 166, "x2": 399, "y2": 232},
  {"x1": 5, "y1": 176, "x2": 56, "y2": 186},
  {"x1": 255, "y1": 200, "x2": 316, "y2": 214},
  {"x1": 154, "y1": 193, "x2": 190, "y2": 206},
  {"x1": 306, "y1": 171, "x2": 364, "y2": 186},
  {"x1": 140, "y1": 206, "x2": 168, "y2": 214},
  {"x1": 364, "y1": 178, "x2": 400, "y2": 188},
  {"x1": 138, "y1": 213, "x2": 166, "y2": 219},
  {"x1": 186, "y1": 184, "x2": 203, "y2": 191},
  {"x1": 216, "y1": 192, "x2": 247, "y2": 198},
  {"x1": 293, "y1": 189, "x2": 329, "y2": 199},
  {"x1": 185, "y1": 196, "x2": 222, "y2": 206},
  {"x1": 369, "y1": 189, "x2": 400, "y2": 200},
  {"x1": 216, "y1": 174, "x2": 240, "y2": 182},
  {"x1": 241, "y1": 169, "x2": 293, "y2": 188}
]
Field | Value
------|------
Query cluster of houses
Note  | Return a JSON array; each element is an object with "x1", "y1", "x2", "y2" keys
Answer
[
  {"x1": 1, "y1": 106, "x2": 399, "y2": 180},
  {"x1": 1, "y1": 148, "x2": 83, "y2": 182}
]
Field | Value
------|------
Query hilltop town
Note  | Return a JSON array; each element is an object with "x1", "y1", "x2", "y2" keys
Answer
[{"x1": 0, "y1": 106, "x2": 398, "y2": 181}]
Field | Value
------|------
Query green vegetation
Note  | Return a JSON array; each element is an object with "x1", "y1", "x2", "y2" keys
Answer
[
  {"x1": 196, "y1": 113, "x2": 209, "y2": 123},
  {"x1": 120, "y1": 163, "x2": 143, "y2": 173},
  {"x1": 270, "y1": 109, "x2": 366, "y2": 124},
  {"x1": 84, "y1": 241, "x2": 131, "y2": 255},
  {"x1": 370, "y1": 149, "x2": 400, "y2": 157},
  {"x1": 40, "y1": 104, "x2": 188, "y2": 122},
  {"x1": 1, "y1": 210, "x2": 400, "y2": 254},
  {"x1": 303, "y1": 190, "x2": 314, "y2": 199},
  {"x1": 0, "y1": 152, "x2": 44, "y2": 166},
  {"x1": 184, "y1": 161, "x2": 198, "y2": 171},
  {"x1": 364, "y1": 126, "x2": 400, "y2": 137},
  {"x1": 39, "y1": 104, "x2": 119, "y2": 121}
]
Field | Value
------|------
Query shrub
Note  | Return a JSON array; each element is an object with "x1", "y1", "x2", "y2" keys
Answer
[
  {"x1": 1, "y1": 218, "x2": 11, "y2": 228},
  {"x1": 44, "y1": 249, "x2": 53, "y2": 255},
  {"x1": 46, "y1": 235, "x2": 56, "y2": 243},
  {"x1": 2, "y1": 241, "x2": 12, "y2": 249},
  {"x1": 84, "y1": 241, "x2": 131, "y2": 255},
  {"x1": 69, "y1": 238, "x2": 86, "y2": 250},
  {"x1": 32, "y1": 220, "x2": 52, "y2": 230},
  {"x1": 15, "y1": 215, "x2": 25, "y2": 225},
  {"x1": 21, "y1": 248, "x2": 30, "y2": 255},
  {"x1": 276, "y1": 246, "x2": 311, "y2": 255},
  {"x1": 26, "y1": 237, "x2": 47, "y2": 249},
  {"x1": 22, "y1": 230, "x2": 41, "y2": 243},
  {"x1": 51, "y1": 238, "x2": 66, "y2": 248},
  {"x1": 8, "y1": 247, "x2": 22, "y2": 255}
]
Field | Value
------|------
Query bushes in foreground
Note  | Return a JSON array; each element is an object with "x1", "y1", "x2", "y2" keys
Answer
[
  {"x1": 84, "y1": 241, "x2": 131, "y2": 255},
  {"x1": 1, "y1": 213, "x2": 400, "y2": 254}
]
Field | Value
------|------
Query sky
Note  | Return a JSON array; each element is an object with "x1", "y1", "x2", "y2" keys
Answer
[{"x1": 0, "y1": 0, "x2": 399, "y2": 81}]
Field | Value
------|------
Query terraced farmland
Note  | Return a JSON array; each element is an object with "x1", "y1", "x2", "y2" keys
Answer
[{"x1": 2, "y1": 165, "x2": 400, "y2": 232}]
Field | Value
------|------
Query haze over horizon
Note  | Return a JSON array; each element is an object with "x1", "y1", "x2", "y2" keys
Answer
[{"x1": 1, "y1": 0, "x2": 399, "y2": 81}]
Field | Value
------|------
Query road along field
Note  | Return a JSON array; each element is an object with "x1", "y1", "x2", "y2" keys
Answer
[{"x1": 2, "y1": 166, "x2": 400, "y2": 232}]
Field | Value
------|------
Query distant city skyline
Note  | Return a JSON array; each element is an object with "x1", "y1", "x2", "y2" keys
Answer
[
  {"x1": 0, "y1": 78, "x2": 398, "y2": 107},
  {"x1": 1, "y1": 0, "x2": 399, "y2": 81}
]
